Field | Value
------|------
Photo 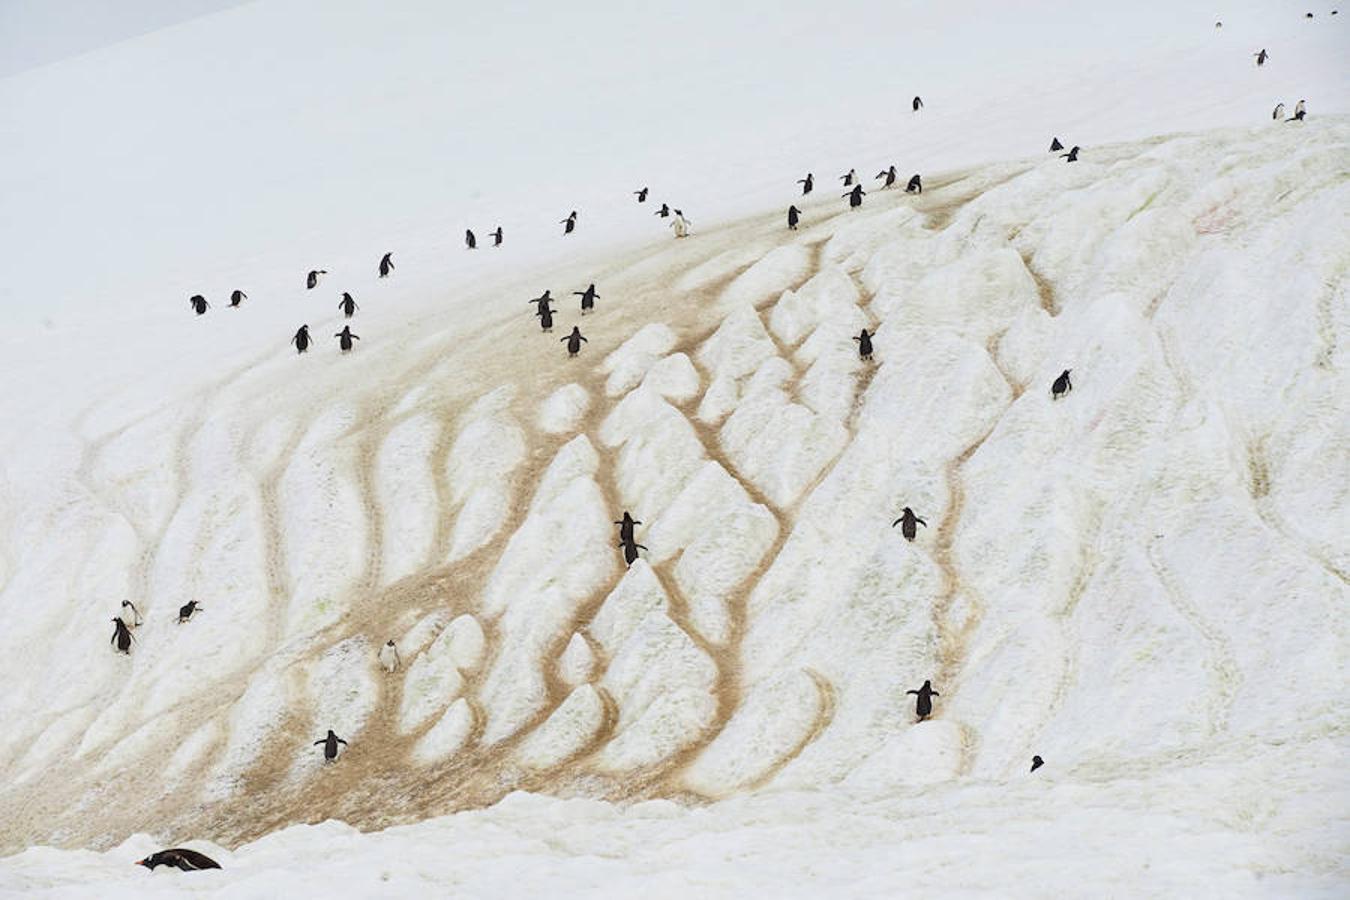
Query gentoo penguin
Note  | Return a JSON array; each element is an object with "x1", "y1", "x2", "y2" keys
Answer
[
  {"x1": 1254, "y1": 48, "x2": 1268, "y2": 66},
  {"x1": 635, "y1": 187, "x2": 649, "y2": 202},
  {"x1": 1061, "y1": 146, "x2": 1080, "y2": 162},
  {"x1": 618, "y1": 537, "x2": 647, "y2": 567},
  {"x1": 840, "y1": 168, "x2": 856, "y2": 186},
  {"x1": 852, "y1": 327, "x2": 876, "y2": 360},
  {"x1": 537, "y1": 306, "x2": 554, "y2": 332},
  {"x1": 306, "y1": 269, "x2": 327, "y2": 290},
  {"x1": 797, "y1": 173, "x2": 814, "y2": 195},
  {"x1": 788, "y1": 205, "x2": 802, "y2": 230},
  {"x1": 670, "y1": 210, "x2": 690, "y2": 238},
  {"x1": 528, "y1": 290, "x2": 554, "y2": 314},
  {"x1": 378, "y1": 639, "x2": 400, "y2": 674},
  {"x1": 491, "y1": 226, "x2": 504, "y2": 246},
  {"x1": 1050, "y1": 137, "x2": 1064, "y2": 152},
  {"x1": 1273, "y1": 102, "x2": 1285, "y2": 120},
  {"x1": 334, "y1": 325, "x2": 360, "y2": 352},
  {"x1": 1290, "y1": 99, "x2": 1306, "y2": 121},
  {"x1": 1305, "y1": 11, "x2": 1313, "y2": 17},
  {"x1": 292, "y1": 324, "x2": 312, "y2": 354},
  {"x1": 1031, "y1": 755, "x2": 1045, "y2": 772},
  {"x1": 338, "y1": 292, "x2": 358, "y2": 318},
  {"x1": 466, "y1": 229, "x2": 477, "y2": 250},
  {"x1": 906, "y1": 173, "x2": 922, "y2": 194},
  {"x1": 574, "y1": 283, "x2": 599, "y2": 313},
  {"x1": 228, "y1": 290, "x2": 247, "y2": 308},
  {"x1": 189, "y1": 295, "x2": 208, "y2": 315},
  {"x1": 1051, "y1": 368, "x2": 1072, "y2": 399},
  {"x1": 906, "y1": 679, "x2": 939, "y2": 721},
  {"x1": 613, "y1": 511, "x2": 641, "y2": 544},
  {"x1": 561, "y1": 211, "x2": 577, "y2": 235},
  {"x1": 120, "y1": 600, "x2": 143, "y2": 629},
  {"x1": 379, "y1": 252, "x2": 393, "y2": 278},
  {"x1": 876, "y1": 165, "x2": 898, "y2": 188},
  {"x1": 562, "y1": 326, "x2": 588, "y2": 356},
  {"x1": 843, "y1": 184, "x2": 866, "y2": 208},
  {"x1": 314, "y1": 729, "x2": 348, "y2": 762},
  {"x1": 892, "y1": 507, "x2": 928, "y2": 542},
  {"x1": 655, "y1": 203, "x2": 671, "y2": 218},
  {"x1": 111, "y1": 618, "x2": 134, "y2": 654},
  {"x1": 136, "y1": 849, "x2": 221, "y2": 871},
  {"x1": 177, "y1": 600, "x2": 201, "y2": 623},
  {"x1": 912, "y1": 95, "x2": 923, "y2": 112}
]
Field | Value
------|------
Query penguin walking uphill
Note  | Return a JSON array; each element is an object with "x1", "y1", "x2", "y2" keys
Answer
[
  {"x1": 635, "y1": 187, "x2": 648, "y2": 202},
  {"x1": 892, "y1": 507, "x2": 928, "y2": 542},
  {"x1": 378, "y1": 639, "x2": 401, "y2": 673},
  {"x1": 840, "y1": 168, "x2": 857, "y2": 187},
  {"x1": 574, "y1": 283, "x2": 600, "y2": 314},
  {"x1": 670, "y1": 209, "x2": 691, "y2": 238},
  {"x1": 618, "y1": 534, "x2": 647, "y2": 567},
  {"x1": 111, "y1": 617, "x2": 135, "y2": 654},
  {"x1": 614, "y1": 511, "x2": 642, "y2": 544},
  {"x1": 537, "y1": 306, "x2": 555, "y2": 333},
  {"x1": 562, "y1": 325, "x2": 588, "y2": 357},
  {"x1": 788, "y1": 205, "x2": 802, "y2": 230},
  {"x1": 906, "y1": 173, "x2": 922, "y2": 194},
  {"x1": 843, "y1": 184, "x2": 866, "y2": 209},
  {"x1": 334, "y1": 325, "x2": 360, "y2": 353},
  {"x1": 491, "y1": 226, "x2": 504, "y2": 247},
  {"x1": 189, "y1": 295, "x2": 209, "y2": 316},
  {"x1": 306, "y1": 269, "x2": 327, "y2": 290},
  {"x1": 136, "y1": 848, "x2": 221, "y2": 872},
  {"x1": 1049, "y1": 137, "x2": 1064, "y2": 152},
  {"x1": 1254, "y1": 48, "x2": 1269, "y2": 66},
  {"x1": 177, "y1": 600, "x2": 202, "y2": 623},
  {"x1": 314, "y1": 729, "x2": 348, "y2": 763},
  {"x1": 465, "y1": 229, "x2": 477, "y2": 250},
  {"x1": 655, "y1": 202, "x2": 671, "y2": 218},
  {"x1": 853, "y1": 327, "x2": 876, "y2": 360},
  {"x1": 1051, "y1": 368, "x2": 1073, "y2": 399},
  {"x1": 912, "y1": 95, "x2": 923, "y2": 112},
  {"x1": 292, "y1": 324, "x2": 312, "y2": 354},
  {"x1": 379, "y1": 252, "x2": 394, "y2": 278},
  {"x1": 561, "y1": 211, "x2": 578, "y2": 235},
  {"x1": 1060, "y1": 146, "x2": 1080, "y2": 163},
  {"x1": 797, "y1": 173, "x2": 814, "y2": 195},
  {"x1": 228, "y1": 290, "x2": 247, "y2": 308},
  {"x1": 528, "y1": 290, "x2": 554, "y2": 315},
  {"x1": 1290, "y1": 99, "x2": 1306, "y2": 122},
  {"x1": 338, "y1": 293, "x2": 358, "y2": 318},
  {"x1": 1031, "y1": 755, "x2": 1045, "y2": 773},
  {"x1": 907, "y1": 679, "x2": 939, "y2": 721},
  {"x1": 876, "y1": 165, "x2": 898, "y2": 188}
]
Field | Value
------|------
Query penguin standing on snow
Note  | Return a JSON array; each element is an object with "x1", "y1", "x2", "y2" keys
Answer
[
  {"x1": 797, "y1": 173, "x2": 814, "y2": 195},
  {"x1": 906, "y1": 679, "x2": 939, "y2": 721},
  {"x1": 189, "y1": 295, "x2": 209, "y2": 316},
  {"x1": 613, "y1": 511, "x2": 642, "y2": 544},
  {"x1": 561, "y1": 211, "x2": 578, "y2": 235},
  {"x1": 1254, "y1": 49, "x2": 1269, "y2": 66},
  {"x1": 892, "y1": 507, "x2": 928, "y2": 541},
  {"x1": 853, "y1": 327, "x2": 876, "y2": 360},
  {"x1": 465, "y1": 229, "x2": 477, "y2": 250},
  {"x1": 379, "y1": 252, "x2": 394, "y2": 278},
  {"x1": 843, "y1": 184, "x2": 866, "y2": 209},
  {"x1": 906, "y1": 174, "x2": 922, "y2": 194},
  {"x1": 111, "y1": 618, "x2": 134, "y2": 654},
  {"x1": 338, "y1": 293, "x2": 358, "y2": 318},
  {"x1": 1051, "y1": 368, "x2": 1073, "y2": 399},
  {"x1": 618, "y1": 535, "x2": 648, "y2": 567},
  {"x1": 562, "y1": 326, "x2": 588, "y2": 356},
  {"x1": 788, "y1": 205, "x2": 802, "y2": 230},
  {"x1": 292, "y1": 325, "x2": 311, "y2": 354},
  {"x1": 1061, "y1": 146, "x2": 1080, "y2": 162},
  {"x1": 635, "y1": 187, "x2": 648, "y2": 202},
  {"x1": 1290, "y1": 99, "x2": 1306, "y2": 121},
  {"x1": 670, "y1": 210, "x2": 690, "y2": 238},
  {"x1": 314, "y1": 729, "x2": 348, "y2": 762},
  {"x1": 1031, "y1": 755, "x2": 1045, "y2": 772},
  {"x1": 306, "y1": 269, "x2": 327, "y2": 290},
  {"x1": 334, "y1": 325, "x2": 360, "y2": 352},
  {"x1": 537, "y1": 306, "x2": 555, "y2": 332},
  {"x1": 177, "y1": 600, "x2": 201, "y2": 623},
  {"x1": 912, "y1": 95, "x2": 923, "y2": 112},
  {"x1": 228, "y1": 290, "x2": 247, "y2": 308},
  {"x1": 491, "y1": 226, "x2": 504, "y2": 247},
  {"x1": 378, "y1": 639, "x2": 400, "y2": 673},
  {"x1": 574, "y1": 283, "x2": 600, "y2": 314},
  {"x1": 1049, "y1": 137, "x2": 1064, "y2": 152},
  {"x1": 876, "y1": 165, "x2": 898, "y2": 188},
  {"x1": 528, "y1": 290, "x2": 554, "y2": 315},
  {"x1": 136, "y1": 849, "x2": 221, "y2": 871},
  {"x1": 655, "y1": 203, "x2": 671, "y2": 218},
  {"x1": 840, "y1": 168, "x2": 856, "y2": 186},
  {"x1": 1272, "y1": 102, "x2": 1285, "y2": 120}
]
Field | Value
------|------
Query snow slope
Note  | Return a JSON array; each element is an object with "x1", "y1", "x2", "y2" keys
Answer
[{"x1": 0, "y1": 1, "x2": 1348, "y2": 897}]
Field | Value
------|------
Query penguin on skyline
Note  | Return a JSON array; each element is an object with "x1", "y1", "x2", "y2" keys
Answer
[
  {"x1": 562, "y1": 326, "x2": 588, "y2": 356},
  {"x1": 313, "y1": 729, "x2": 348, "y2": 762},
  {"x1": 840, "y1": 168, "x2": 857, "y2": 186},
  {"x1": 655, "y1": 203, "x2": 671, "y2": 218},
  {"x1": 177, "y1": 600, "x2": 201, "y2": 623},
  {"x1": 379, "y1": 252, "x2": 393, "y2": 278},
  {"x1": 561, "y1": 211, "x2": 578, "y2": 235},
  {"x1": 635, "y1": 187, "x2": 648, "y2": 202},
  {"x1": 1050, "y1": 137, "x2": 1064, "y2": 152},
  {"x1": 306, "y1": 269, "x2": 327, "y2": 290},
  {"x1": 788, "y1": 204, "x2": 802, "y2": 230},
  {"x1": 189, "y1": 295, "x2": 208, "y2": 316},
  {"x1": 228, "y1": 290, "x2": 247, "y2": 308},
  {"x1": 338, "y1": 293, "x2": 358, "y2": 318},
  {"x1": 334, "y1": 325, "x2": 360, "y2": 352},
  {"x1": 892, "y1": 507, "x2": 928, "y2": 542},
  {"x1": 466, "y1": 229, "x2": 477, "y2": 249},
  {"x1": 292, "y1": 325, "x2": 312, "y2": 354},
  {"x1": 797, "y1": 173, "x2": 814, "y2": 195},
  {"x1": 378, "y1": 639, "x2": 400, "y2": 674},
  {"x1": 136, "y1": 849, "x2": 221, "y2": 871},
  {"x1": 574, "y1": 283, "x2": 600, "y2": 313},
  {"x1": 1051, "y1": 368, "x2": 1073, "y2": 399},
  {"x1": 843, "y1": 184, "x2": 865, "y2": 208},
  {"x1": 111, "y1": 618, "x2": 134, "y2": 654},
  {"x1": 876, "y1": 165, "x2": 898, "y2": 188},
  {"x1": 1061, "y1": 146, "x2": 1080, "y2": 162},
  {"x1": 906, "y1": 679, "x2": 939, "y2": 721},
  {"x1": 491, "y1": 226, "x2": 504, "y2": 246}
]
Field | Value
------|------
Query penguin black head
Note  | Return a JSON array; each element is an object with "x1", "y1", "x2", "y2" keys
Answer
[{"x1": 386, "y1": 639, "x2": 395, "y2": 647}]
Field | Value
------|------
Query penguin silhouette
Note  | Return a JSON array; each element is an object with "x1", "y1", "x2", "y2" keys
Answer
[
  {"x1": 618, "y1": 537, "x2": 647, "y2": 567},
  {"x1": 1290, "y1": 99, "x2": 1306, "y2": 121},
  {"x1": 655, "y1": 203, "x2": 671, "y2": 218},
  {"x1": 537, "y1": 306, "x2": 554, "y2": 332},
  {"x1": 613, "y1": 511, "x2": 642, "y2": 544},
  {"x1": 119, "y1": 600, "x2": 142, "y2": 628},
  {"x1": 876, "y1": 165, "x2": 898, "y2": 188},
  {"x1": 1254, "y1": 49, "x2": 1268, "y2": 66},
  {"x1": 853, "y1": 327, "x2": 876, "y2": 360},
  {"x1": 1049, "y1": 137, "x2": 1064, "y2": 152},
  {"x1": 136, "y1": 849, "x2": 221, "y2": 871},
  {"x1": 528, "y1": 290, "x2": 554, "y2": 315},
  {"x1": 189, "y1": 295, "x2": 208, "y2": 316},
  {"x1": 491, "y1": 226, "x2": 503, "y2": 246},
  {"x1": 111, "y1": 618, "x2": 134, "y2": 654},
  {"x1": 906, "y1": 174, "x2": 922, "y2": 194},
  {"x1": 177, "y1": 600, "x2": 201, "y2": 623},
  {"x1": 306, "y1": 269, "x2": 327, "y2": 290},
  {"x1": 1061, "y1": 146, "x2": 1080, "y2": 162},
  {"x1": 465, "y1": 229, "x2": 477, "y2": 250},
  {"x1": 797, "y1": 173, "x2": 814, "y2": 195},
  {"x1": 1031, "y1": 755, "x2": 1045, "y2": 773},
  {"x1": 1272, "y1": 102, "x2": 1285, "y2": 121},
  {"x1": 562, "y1": 326, "x2": 588, "y2": 356},
  {"x1": 561, "y1": 211, "x2": 577, "y2": 235},
  {"x1": 379, "y1": 252, "x2": 393, "y2": 278},
  {"x1": 378, "y1": 639, "x2": 400, "y2": 673},
  {"x1": 788, "y1": 205, "x2": 802, "y2": 230},
  {"x1": 891, "y1": 507, "x2": 928, "y2": 542},
  {"x1": 314, "y1": 729, "x2": 348, "y2": 762},
  {"x1": 635, "y1": 187, "x2": 648, "y2": 202},
  {"x1": 228, "y1": 290, "x2": 247, "y2": 308},
  {"x1": 840, "y1": 168, "x2": 856, "y2": 186},
  {"x1": 912, "y1": 95, "x2": 923, "y2": 112},
  {"x1": 334, "y1": 325, "x2": 360, "y2": 352},
  {"x1": 906, "y1": 679, "x2": 939, "y2": 720},
  {"x1": 1051, "y1": 368, "x2": 1072, "y2": 399},
  {"x1": 292, "y1": 325, "x2": 312, "y2": 354},
  {"x1": 338, "y1": 293, "x2": 358, "y2": 318},
  {"x1": 574, "y1": 283, "x2": 599, "y2": 314},
  {"x1": 843, "y1": 184, "x2": 866, "y2": 209}
]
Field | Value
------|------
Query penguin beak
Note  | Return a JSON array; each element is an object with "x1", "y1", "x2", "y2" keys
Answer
[{"x1": 135, "y1": 859, "x2": 148, "y2": 867}]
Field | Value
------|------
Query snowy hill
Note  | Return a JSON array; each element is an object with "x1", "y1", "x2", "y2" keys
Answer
[{"x1": 0, "y1": 2, "x2": 1347, "y2": 897}]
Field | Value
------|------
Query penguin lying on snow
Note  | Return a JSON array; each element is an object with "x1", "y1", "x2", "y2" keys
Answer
[
  {"x1": 907, "y1": 679, "x2": 939, "y2": 721},
  {"x1": 137, "y1": 848, "x2": 221, "y2": 871},
  {"x1": 314, "y1": 729, "x2": 348, "y2": 762}
]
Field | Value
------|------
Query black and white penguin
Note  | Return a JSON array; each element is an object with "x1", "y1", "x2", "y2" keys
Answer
[
  {"x1": 177, "y1": 600, "x2": 201, "y2": 623},
  {"x1": 306, "y1": 269, "x2": 327, "y2": 290},
  {"x1": 313, "y1": 729, "x2": 348, "y2": 762},
  {"x1": 1290, "y1": 99, "x2": 1306, "y2": 121},
  {"x1": 797, "y1": 173, "x2": 814, "y2": 195},
  {"x1": 1254, "y1": 48, "x2": 1269, "y2": 66},
  {"x1": 574, "y1": 283, "x2": 600, "y2": 314},
  {"x1": 334, "y1": 325, "x2": 360, "y2": 352},
  {"x1": 120, "y1": 600, "x2": 143, "y2": 629},
  {"x1": 111, "y1": 617, "x2": 134, "y2": 654},
  {"x1": 562, "y1": 325, "x2": 588, "y2": 356},
  {"x1": 655, "y1": 203, "x2": 671, "y2": 218},
  {"x1": 378, "y1": 639, "x2": 400, "y2": 673},
  {"x1": 852, "y1": 327, "x2": 876, "y2": 360},
  {"x1": 1031, "y1": 755, "x2": 1045, "y2": 772},
  {"x1": 788, "y1": 205, "x2": 802, "y2": 230},
  {"x1": 338, "y1": 293, "x2": 358, "y2": 318},
  {"x1": 491, "y1": 226, "x2": 504, "y2": 247},
  {"x1": 189, "y1": 295, "x2": 209, "y2": 316},
  {"x1": 843, "y1": 184, "x2": 866, "y2": 209},
  {"x1": 561, "y1": 211, "x2": 577, "y2": 235},
  {"x1": 618, "y1": 537, "x2": 647, "y2": 567},
  {"x1": 379, "y1": 252, "x2": 393, "y2": 278},
  {"x1": 1273, "y1": 102, "x2": 1285, "y2": 120},
  {"x1": 912, "y1": 95, "x2": 923, "y2": 112},
  {"x1": 292, "y1": 325, "x2": 312, "y2": 354},
  {"x1": 537, "y1": 306, "x2": 555, "y2": 332},
  {"x1": 136, "y1": 849, "x2": 221, "y2": 871},
  {"x1": 228, "y1": 290, "x2": 247, "y2": 308},
  {"x1": 891, "y1": 507, "x2": 928, "y2": 542},
  {"x1": 466, "y1": 229, "x2": 477, "y2": 250},
  {"x1": 528, "y1": 290, "x2": 554, "y2": 315},
  {"x1": 635, "y1": 187, "x2": 648, "y2": 202},
  {"x1": 1051, "y1": 368, "x2": 1072, "y2": 399},
  {"x1": 613, "y1": 511, "x2": 642, "y2": 544},
  {"x1": 1061, "y1": 146, "x2": 1080, "y2": 162},
  {"x1": 906, "y1": 174, "x2": 922, "y2": 194},
  {"x1": 670, "y1": 210, "x2": 690, "y2": 238},
  {"x1": 840, "y1": 168, "x2": 856, "y2": 186},
  {"x1": 1050, "y1": 137, "x2": 1064, "y2": 152},
  {"x1": 906, "y1": 679, "x2": 939, "y2": 721},
  {"x1": 876, "y1": 165, "x2": 898, "y2": 188}
]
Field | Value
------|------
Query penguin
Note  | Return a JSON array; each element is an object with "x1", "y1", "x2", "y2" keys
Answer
[
  {"x1": 177, "y1": 600, "x2": 201, "y2": 623},
  {"x1": 491, "y1": 226, "x2": 504, "y2": 247},
  {"x1": 1049, "y1": 137, "x2": 1064, "y2": 152},
  {"x1": 670, "y1": 210, "x2": 690, "y2": 238},
  {"x1": 618, "y1": 537, "x2": 648, "y2": 567},
  {"x1": 1051, "y1": 368, "x2": 1072, "y2": 399},
  {"x1": 1290, "y1": 99, "x2": 1306, "y2": 121},
  {"x1": 120, "y1": 600, "x2": 143, "y2": 629},
  {"x1": 788, "y1": 205, "x2": 802, "y2": 230},
  {"x1": 334, "y1": 325, "x2": 360, "y2": 353},
  {"x1": 1061, "y1": 146, "x2": 1080, "y2": 162},
  {"x1": 613, "y1": 511, "x2": 641, "y2": 544},
  {"x1": 537, "y1": 306, "x2": 554, "y2": 332},
  {"x1": 852, "y1": 327, "x2": 876, "y2": 360},
  {"x1": 378, "y1": 639, "x2": 400, "y2": 674},
  {"x1": 635, "y1": 187, "x2": 648, "y2": 202},
  {"x1": 292, "y1": 324, "x2": 312, "y2": 354},
  {"x1": 136, "y1": 849, "x2": 221, "y2": 871},
  {"x1": 338, "y1": 293, "x2": 358, "y2": 318},
  {"x1": 379, "y1": 252, "x2": 393, "y2": 278},
  {"x1": 906, "y1": 174, "x2": 922, "y2": 194},
  {"x1": 111, "y1": 617, "x2": 134, "y2": 654},
  {"x1": 797, "y1": 173, "x2": 814, "y2": 195},
  {"x1": 561, "y1": 211, "x2": 577, "y2": 235},
  {"x1": 189, "y1": 295, "x2": 209, "y2": 316},
  {"x1": 1031, "y1": 755, "x2": 1045, "y2": 773},
  {"x1": 840, "y1": 168, "x2": 856, "y2": 186},
  {"x1": 528, "y1": 290, "x2": 554, "y2": 315},
  {"x1": 876, "y1": 165, "x2": 897, "y2": 188},
  {"x1": 228, "y1": 290, "x2": 247, "y2": 308},
  {"x1": 1273, "y1": 102, "x2": 1285, "y2": 120},
  {"x1": 465, "y1": 229, "x2": 477, "y2": 250},
  {"x1": 906, "y1": 679, "x2": 939, "y2": 721},
  {"x1": 1305, "y1": 11, "x2": 1314, "y2": 17},
  {"x1": 891, "y1": 507, "x2": 928, "y2": 542},
  {"x1": 306, "y1": 269, "x2": 327, "y2": 290},
  {"x1": 843, "y1": 184, "x2": 866, "y2": 209},
  {"x1": 655, "y1": 203, "x2": 671, "y2": 218},
  {"x1": 562, "y1": 326, "x2": 588, "y2": 356},
  {"x1": 912, "y1": 95, "x2": 923, "y2": 112},
  {"x1": 313, "y1": 729, "x2": 348, "y2": 762},
  {"x1": 1254, "y1": 49, "x2": 1268, "y2": 66},
  {"x1": 574, "y1": 283, "x2": 599, "y2": 314}
]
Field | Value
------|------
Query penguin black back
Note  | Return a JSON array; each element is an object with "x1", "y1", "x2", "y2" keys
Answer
[
  {"x1": 292, "y1": 325, "x2": 311, "y2": 354},
  {"x1": 1031, "y1": 755, "x2": 1045, "y2": 772},
  {"x1": 111, "y1": 617, "x2": 133, "y2": 654},
  {"x1": 1050, "y1": 137, "x2": 1064, "y2": 152},
  {"x1": 466, "y1": 229, "x2": 477, "y2": 249},
  {"x1": 314, "y1": 729, "x2": 347, "y2": 761},
  {"x1": 379, "y1": 252, "x2": 393, "y2": 277},
  {"x1": 228, "y1": 290, "x2": 246, "y2": 308},
  {"x1": 178, "y1": 600, "x2": 201, "y2": 623},
  {"x1": 1051, "y1": 368, "x2": 1072, "y2": 399},
  {"x1": 788, "y1": 205, "x2": 801, "y2": 230},
  {"x1": 137, "y1": 848, "x2": 221, "y2": 871},
  {"x1": 905, "y1": 679, "x2": 939, "y2": 720},
  {"x1": 189, "y1": 295, "x2": 209, "y2": 315}
]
